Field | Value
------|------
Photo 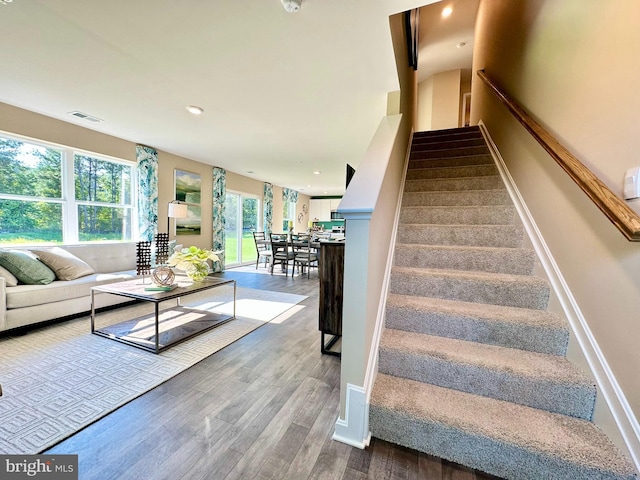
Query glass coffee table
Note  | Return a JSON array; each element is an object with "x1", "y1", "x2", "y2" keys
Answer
[{"x1": 90, "y1": 276, "x2": 236, "y2": 354}]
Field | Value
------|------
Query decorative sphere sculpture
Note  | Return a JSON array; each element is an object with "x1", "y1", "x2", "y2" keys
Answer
[{"x1": 152, "y1": 266, "x2": 175, "y2": 286}]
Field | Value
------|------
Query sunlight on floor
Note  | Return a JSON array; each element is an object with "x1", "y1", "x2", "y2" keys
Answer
[{"x1": 195, "y1": 299, "x2": 306, "y2": 323}]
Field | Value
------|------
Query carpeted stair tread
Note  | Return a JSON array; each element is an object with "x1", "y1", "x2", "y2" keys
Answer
[
  {"x1": 406, "y1": 164, "x2": 498, "y2": 180},
  {"x1": 369, "y1": 374, "x2": 637, "y2": 480},
  {"x1": 379, "y1": 329, "x2": 595, "y2": 418},
  {"x1": 400, "y1": 205, "x2": 518, "y2": 225},
  {"x1": 372, "y1": 127, "x2": 637, "y2": 478},
  {"x1": 402, "y1": 190, "x2": 512, "y2": 207},
  {"x1": 409, "y1": 154, "x2": 494, "y2": 169},
  {"x1": 404, "y1": 176, "x2": 505, "y2": 192},
  {"x1": 390, "y1": 266, "x2": 550, "y2": 310},
  {"x1": 385, "y1": 293, "x2": 568, "y2": 355},
  {"x1": 394, "y1": 244, "x2": 536, "y2": 275},
  {"x1": 397, "y1": 224, "x2": 525, "y2": 248}
]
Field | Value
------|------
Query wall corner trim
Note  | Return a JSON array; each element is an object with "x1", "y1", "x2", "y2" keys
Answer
[
  {"x1": 478, "y1": 120, "x2": 640, "y2": 474},
  {"x1": 333, "y1": 383, "x2": 371, "y2": 449}
]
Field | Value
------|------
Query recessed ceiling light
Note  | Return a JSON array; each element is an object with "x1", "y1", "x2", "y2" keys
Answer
[
  {"x1": 281, "y1": 0, "x2": 301, "y2": 13},
  {"x1": 313, "y1": 170, "x2": 321, "y2": 175},
  {"x1": 442, "y1": 6, "x2": 453, "y2": 17},
  {"x1": 323, "y1": 191, "x2": 328, "y2": 194},
  {"x1": 186, "y1": 105, "x2": 204, "y2": 115},
  {"x1": 0, "y1": 0, "x2": 14, "y2": 5}
]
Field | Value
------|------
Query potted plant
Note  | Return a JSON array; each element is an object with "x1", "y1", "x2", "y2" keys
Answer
[{"x1": 167, "y1": 246, "x2": 221, "y2": 282}]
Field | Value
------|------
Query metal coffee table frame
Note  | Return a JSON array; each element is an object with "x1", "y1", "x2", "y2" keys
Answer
[{"x1": 91, "y1": 277, "x2": 236, "y2": 354}]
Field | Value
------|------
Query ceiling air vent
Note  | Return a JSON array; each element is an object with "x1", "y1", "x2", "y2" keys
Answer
[{"x1": 68, "y1": 111, "x2": 103, "y2": 123}]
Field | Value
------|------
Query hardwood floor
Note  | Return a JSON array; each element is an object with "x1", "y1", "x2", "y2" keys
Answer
[{"x1": 46, "y1": 265, "x2": 503, "y2": 480}]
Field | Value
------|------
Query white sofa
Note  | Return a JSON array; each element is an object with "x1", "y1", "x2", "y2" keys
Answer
[{"x1": 0, "y1": 242, "x2": 140, "y2": 333}]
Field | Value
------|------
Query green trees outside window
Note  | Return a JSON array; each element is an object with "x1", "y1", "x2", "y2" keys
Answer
[
  {"x1": 74, "y1": 154, "x2": 133, "y2": 242},
  {"x1": 224, "y1": 192, "x2": 259, "y2": 265},
  {"x1": 0, "y1": 137, "x2": 63, "y2": 243},
  {"x1": 0, "y1": 135, "x2": 134, "y2": 244}
]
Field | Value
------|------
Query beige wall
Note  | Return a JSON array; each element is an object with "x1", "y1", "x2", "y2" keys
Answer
[
  {"x1": 417, "y1": 76, "x2": 434, "y2": 131},
  {"x1": 417, "y1": 69, "x2": 463, "y2": 131},
  {"x1": 471, "y1": 0, "x2": 640, "y2": 431},
  {"x1": 0, "y1": 102, "x2": 135, "y2": 162},
  {"x1": 0, "y1": 102, "x2": 308, "y2": 250}
]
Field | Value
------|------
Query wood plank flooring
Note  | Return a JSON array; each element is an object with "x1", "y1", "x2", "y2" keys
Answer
[{"x1": 45, "y1": 265, "x2": 503, "y2": 480}]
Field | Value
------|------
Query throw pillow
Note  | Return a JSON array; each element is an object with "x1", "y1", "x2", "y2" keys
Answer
[
  {"x1": 0, "y1": 250, "x2": 56, "y2": 285},
  {"x1": 31, "y1": 247, "x2": 95, "y2": 281},
  {"x1": 0, "y1": 265, "x2": 18, "y2": 287}
]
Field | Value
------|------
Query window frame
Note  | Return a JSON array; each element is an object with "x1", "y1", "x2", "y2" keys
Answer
[
  {"x1": 0, "y1": 130, "x2": 138, "y2": 245},
  {"x1": 225, "y1": 189, "x2": 262, "y2": 266},
  {"x1": 283, "y1": 200, "x2": 296, "y2": 232}
]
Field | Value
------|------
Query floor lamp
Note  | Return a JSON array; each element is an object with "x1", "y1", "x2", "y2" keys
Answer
[{"x1": 167, "y1": 201, "x2": 188, "y2": 238}]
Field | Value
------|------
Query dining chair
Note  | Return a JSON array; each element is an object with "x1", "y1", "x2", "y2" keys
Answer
[
  {"x1": 293, "y1": 235, "x2": 318, "y2": 278},
  {"x1": 252, "y1": 231, "x2": 272, "y2": 269},
  {"x1": 269, "y1": 233, "x2": 294, "y2": 276}
]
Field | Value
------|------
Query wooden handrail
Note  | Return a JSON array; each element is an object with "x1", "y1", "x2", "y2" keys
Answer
[{"x1": 477, "y1": 69, "x2": 640, "y2": 241}]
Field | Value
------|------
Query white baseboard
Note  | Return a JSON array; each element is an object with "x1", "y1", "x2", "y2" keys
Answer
[
  {"x1": 479, "y1": 121, "x2": 640, "y2": 474},
  {"x1": 333, "y1": 383, "x2": 371, "y2": 449}
]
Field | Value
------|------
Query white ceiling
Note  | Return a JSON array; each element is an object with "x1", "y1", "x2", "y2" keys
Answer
[
  {"x1": 417, "y1": 0, "x2": 479, "y2": 82},
  {"x1": 0, "y1": 0, "x2": 476, "y2": 197}
]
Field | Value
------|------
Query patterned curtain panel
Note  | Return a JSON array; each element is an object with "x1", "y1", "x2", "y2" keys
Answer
[
  {"x1": 211, "y1": 167, "x2": 226, "y2": 273},
  {"x1": 282, "y1": 187, "x2": 299, "y2": 203},
  {"x1": 263, "y1": 182, "x2": 273, "y2": 235},
  {"x1": 136, "y1": 145, "x2": 159, "y2": 241}
]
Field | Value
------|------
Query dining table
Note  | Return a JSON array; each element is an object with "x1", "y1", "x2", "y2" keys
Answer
[{"x1": 257, "y1": 234, "x2": 326, "y2": 275}]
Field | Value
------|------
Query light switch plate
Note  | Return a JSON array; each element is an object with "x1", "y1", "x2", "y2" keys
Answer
[{"x1": 623, "y1": 167, "x2": 640, "y2": 200}]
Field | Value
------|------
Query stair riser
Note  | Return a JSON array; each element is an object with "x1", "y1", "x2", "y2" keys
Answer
[
  {"x1": 413, "y1": 126, "x2": 480, "y2": 140},
  {"x1": 394, "y1": 246, "x2": 536, "y2": 275},
  {"x1": 390, "y1": 271, "x2": 550, "y2": 310},
  {"x1": 408, "y1": 155, "x2": 493, "y2": 169},
  {"x1": 400, "y1": 206, "x2": 518, "y2": 225},
  {"x1": 378, "y1": 348, "x2": 595, "y2": 419},
  {"x1": 404, "y1": 176, "x2": 505, "y2": 192},
  {"x1": 397, "y1": 225, "x2": 525, "y2": 248},
  {"x1": 369, "y1": 407, "x2": 627, "y2": 480},
  {"x1": 385, "y1": 305, "x2": 568, "y2": 355},
  {"x1": 409, "y1": 146, "x2": 489, "y2": 159},
  {"x1": 407, "y1": 165, "x2": 498, "y2": 180},
  {"x1": 411, "y1": 138, "x2": 487, "y2": 151},
  {"x1": 402, "y1": 190, "x2": 512, "y2": 207}
]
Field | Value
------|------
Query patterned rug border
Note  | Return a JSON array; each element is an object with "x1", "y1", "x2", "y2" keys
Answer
[{"x1": 0, "y1": 287, "x2": 307, "y2": 454}]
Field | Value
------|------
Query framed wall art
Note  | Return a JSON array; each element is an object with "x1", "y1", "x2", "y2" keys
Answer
[{"x1": 174, "y1": 169, "x2": 202, "y2": 235}]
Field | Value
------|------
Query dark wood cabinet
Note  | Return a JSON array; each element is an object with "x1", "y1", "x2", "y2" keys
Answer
[{"x1": 318, "y1": 241, "x2": 344, "y2": 356}]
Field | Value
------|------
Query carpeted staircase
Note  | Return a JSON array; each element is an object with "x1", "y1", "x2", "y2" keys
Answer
[{"x1": 369, "y1": 126, "x2": 637, "y2": 480}]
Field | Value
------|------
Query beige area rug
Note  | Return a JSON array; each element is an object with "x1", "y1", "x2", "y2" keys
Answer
[{"x1": 0, "y1": 287, "x2": 307, "y2": 454}]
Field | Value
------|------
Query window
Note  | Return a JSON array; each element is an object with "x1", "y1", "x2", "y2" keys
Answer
[
  {"x1": 283, "y1": 200, "x2": 296, "y2": 232},
  {"x1": 0, "y1": 133, "x2": 136, "y2": 245},
  {"x1": 73, "y1": 153, "x2": 134, "y2": 242}
]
